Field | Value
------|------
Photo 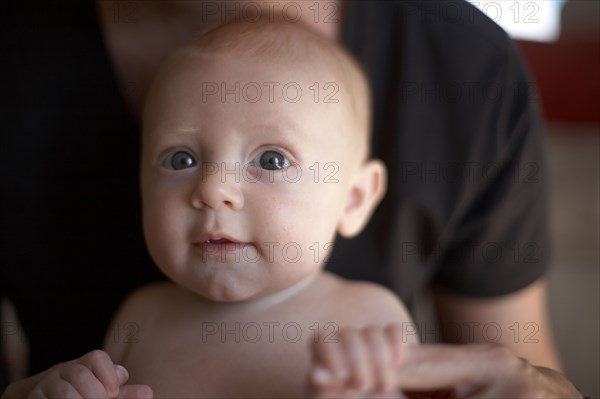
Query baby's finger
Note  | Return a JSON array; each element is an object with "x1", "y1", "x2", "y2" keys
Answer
[
  {"x1": 309, "y1": 367, "x2": 351, "y2": 399},
  {"x1": 384, "y1": 324, "x2": 413, "y2": 366},
  {"x1": 115, "y1": 365, "x2": 130, "y2": 386},
  {"x1": 27, "y1": 386, "x2": 49, "y2": 399},
  {"x1": 116, "y1": 384, "x2": 154, "y2": 399},
  {"x1": 369, "y1": 391, "x2": 409, "y2": 399},
  {"x1": 59, "y1": 363, "x2": 111, "y2": 399},
  {"x1": 364, "y1": 327, "x2": 395, "y2": 393},
  {"x1": 312, "y1": 330, "x2": 348, "y2": 383},
  {"x1": 34, "y1": 378, "x2": 83, "y2": 399},
  {"x1": 341, "y1": 328, "x2": 374, "y2": 392},
  {"x1": 77, "y1": 350, "x2": 120, "y2": 397}
]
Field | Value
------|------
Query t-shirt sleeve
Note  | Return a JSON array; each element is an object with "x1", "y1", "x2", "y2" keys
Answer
[
  {"x1": 335, "y1": 1, "x2": 553, "y2": 304},
  {"x1": 432, "y1": 41, "x2": 551, "y2": 297}
]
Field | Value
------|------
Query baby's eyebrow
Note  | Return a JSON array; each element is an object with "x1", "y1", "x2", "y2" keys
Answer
[
  {"x1": 147, "y1": 127, "x2": 202, "y2": 138},
  {"x1": 146, "y1": 118, "x2": 307, "y2": 143},
  {"x1": 143, "y1": 127, "x2": 201, "y2": 149},
  {"x1": 167, "y1": 127, "x2": 203, "y2": 135},
  {"x1": 248, "y1": 118, "x2": 304, "y2": 140}
]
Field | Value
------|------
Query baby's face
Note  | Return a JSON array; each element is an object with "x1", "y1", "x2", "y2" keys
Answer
[{"x1": 141, "y1": 50, "x2": 363, "y2": 302}]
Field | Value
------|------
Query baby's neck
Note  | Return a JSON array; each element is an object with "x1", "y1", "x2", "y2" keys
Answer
[{"x1": 231, "y1": 271, "x2": 321, "y2": 312}]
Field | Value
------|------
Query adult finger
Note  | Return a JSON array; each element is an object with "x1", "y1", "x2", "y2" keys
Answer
[{"x1": 393, "y1": 343, "x2": 522, "y2": 396}]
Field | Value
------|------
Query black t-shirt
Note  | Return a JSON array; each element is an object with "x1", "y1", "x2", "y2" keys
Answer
[{"x1": 1, "y1": 0, "x2": 549, "y2": 374}]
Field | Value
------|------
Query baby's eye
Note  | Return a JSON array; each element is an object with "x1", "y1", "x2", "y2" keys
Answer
[
  {"x1": 252, "y1": 150, "x2": 290, "y2": 171},
  {"x1": 164, "y1": 150, "x2": 197, "y2": 170}
]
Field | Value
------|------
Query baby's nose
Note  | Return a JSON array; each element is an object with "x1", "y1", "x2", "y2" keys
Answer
[{"x1": 190, "y1": 162, "x2": 244, "y2": 210}]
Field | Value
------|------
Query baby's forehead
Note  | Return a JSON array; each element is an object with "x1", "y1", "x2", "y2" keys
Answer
[
  {"x1": 145, "y1": 19, "x2": 371, "y2": 157},
  {"x1": 173, "y1": 46, "x2": 340, "y2": 84}
]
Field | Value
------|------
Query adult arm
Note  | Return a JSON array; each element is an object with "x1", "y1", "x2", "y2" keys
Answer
[
  {"x1": 399, "y1": 2, "x2": 581, "y2": 395},
  {"x1": 414, "y1": 279, "x2": 584, "y2": 398},
  {"x1": 434, "y1": 278, "x2": 562, "y2": 370},
  {"x1": 416, "y1": 4, "x2": 580, "y2": 394},
  {"x1": 306, "y1": 280, "x2": 584, "y2": 398}
]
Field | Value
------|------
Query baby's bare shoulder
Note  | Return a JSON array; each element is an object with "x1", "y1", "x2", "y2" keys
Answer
[
  {"x1": 103, "y1": 281, "x2": 177, "y2": 362},
  {"x1": 118, "y1": 281, "x2": 176, "y2": 316},
  {"x1": 323, "y1": 273, "x2": 414, "y2": 327}
]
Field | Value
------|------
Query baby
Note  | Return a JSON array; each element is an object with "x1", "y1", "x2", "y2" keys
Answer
[{"x1": 27, "y1": 18, "x2": 420, "y2": 399}]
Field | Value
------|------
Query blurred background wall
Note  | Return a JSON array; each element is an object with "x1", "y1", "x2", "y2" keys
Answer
[{"x1": 508, "y1": 2, "x2": 599, "y2": 396}]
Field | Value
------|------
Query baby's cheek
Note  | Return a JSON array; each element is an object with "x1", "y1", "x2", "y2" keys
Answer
[
  {"x1": 143, "y1": 199, "x2": 181, "y2": 256},
  {"x1": 281, "y1": 195, "x2": 336, "y2": 244}
]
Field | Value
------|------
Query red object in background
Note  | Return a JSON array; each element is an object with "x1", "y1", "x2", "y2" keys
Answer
[{"x1": 515, "y1": 39, "x2": 600, "y2": 123}]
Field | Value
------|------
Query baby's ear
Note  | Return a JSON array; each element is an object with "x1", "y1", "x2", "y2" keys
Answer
[{"x1": 337, "y1": 159, "x2": 387, "y2": 238}]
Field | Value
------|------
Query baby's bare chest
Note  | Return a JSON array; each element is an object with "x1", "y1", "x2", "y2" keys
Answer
[{"x1": 122, "y1": 318, "x2": 339, "y2": 398}]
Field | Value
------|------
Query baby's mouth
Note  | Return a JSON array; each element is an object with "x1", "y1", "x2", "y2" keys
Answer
[
  {"x1": 194, "y1": 238, "x2": 255, "y2": 260},
  {"x1": 193, "y1": 234, "x2": 254, "y2": 254},
  {"x1": 203, "y1": 238, "x2": 233, "y2": 244}
]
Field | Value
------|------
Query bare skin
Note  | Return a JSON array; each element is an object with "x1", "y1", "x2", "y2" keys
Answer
[{"x1": 104, "y1": 274, "x2": 416, "y2": 398}]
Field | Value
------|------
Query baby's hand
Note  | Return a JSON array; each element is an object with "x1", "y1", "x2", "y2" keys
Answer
[
  {"x1": 27, "y1": 350, "x2": 152, "y2": 399},
  {"x1": 308, "y1": 324, "x2": 414, "y2": 399}
]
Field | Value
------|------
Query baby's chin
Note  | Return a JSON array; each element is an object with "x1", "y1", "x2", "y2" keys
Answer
[
  {"x1": 155, "y1": 253, "x2": 325, "y2": 304},
  {"x1": 171, "y1": 270, "x2": 318, "y2": 306},
  {"x1": 166, "y1": 271, "x2": 270, "y2": 303},
  {"x1": 161, "y1": 282, "x2": 236, "y2": 304},
  {"x1": 194, "y1": 284, "x2": 260, "y2": 303}
]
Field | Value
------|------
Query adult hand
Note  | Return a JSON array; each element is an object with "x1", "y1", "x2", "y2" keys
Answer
[
  {"x1": 389, "y1": 343, "x2": 583, "y2": 398},
  {"x1": 1, "y1": 350, "x2": 152, "y2": 399},
  {"x1": 308, "y1": 325, "x2": 583, "y2": 398}
]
